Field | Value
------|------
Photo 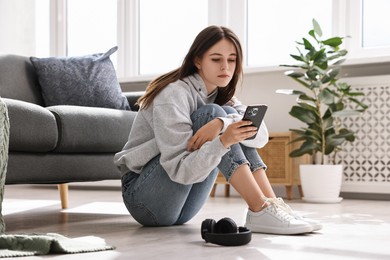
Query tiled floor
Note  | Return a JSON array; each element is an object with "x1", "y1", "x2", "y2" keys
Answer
[{"x1": 2, "y1": 184, "x2": 390, "y2": 259}]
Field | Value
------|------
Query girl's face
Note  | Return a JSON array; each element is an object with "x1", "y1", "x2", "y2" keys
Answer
[{"x1": 195, "y1": 38, "x2": 237, "y2": 94}]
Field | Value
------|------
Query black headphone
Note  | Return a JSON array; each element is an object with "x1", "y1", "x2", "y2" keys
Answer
[{"x1": 201, "y1": 217, "x2": 252, "y2": 246}]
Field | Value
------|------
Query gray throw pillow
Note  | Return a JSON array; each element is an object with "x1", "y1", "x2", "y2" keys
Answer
[{"x1": 30, "y1": 47, "x2": 130, "y2": 110}]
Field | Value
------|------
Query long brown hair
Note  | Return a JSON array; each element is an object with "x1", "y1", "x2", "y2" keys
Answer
[{"x1": 137, "y1": 25, "x2": 244, "y2": 110}]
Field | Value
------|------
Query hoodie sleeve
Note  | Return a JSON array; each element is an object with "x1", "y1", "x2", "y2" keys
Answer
[{"x1": 153, "y1": 101, "x2": 229, "y2": 185}]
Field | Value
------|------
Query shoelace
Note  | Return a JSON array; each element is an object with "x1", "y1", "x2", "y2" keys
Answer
[
  {"x1": 261, "y1": 197, "x2": 294, "y2": 222},
  {"x1": 270, "y1": 197, "x2": 296, "y2": 216}
]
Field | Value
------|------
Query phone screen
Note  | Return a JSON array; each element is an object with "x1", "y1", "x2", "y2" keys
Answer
[{"x1": 242, "y1": 104, "x2": 267, "y2": 140}]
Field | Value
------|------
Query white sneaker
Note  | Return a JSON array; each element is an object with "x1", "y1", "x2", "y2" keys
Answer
[
  {"x1": 270, "y1": 197, "x2": 323, "y2": 231},
  {"x1": 245, "y1": 200, "x2": 313, "y2": 235}
]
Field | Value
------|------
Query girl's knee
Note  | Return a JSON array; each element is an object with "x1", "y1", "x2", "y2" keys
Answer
[
  {"x1": 196, "y1": 104, "x2": 227, "y2": 118},
  {"x1": 191, "y1": 104, "x2": 228, "y2": 131},
  {"x1": 222, "y1": 105, "x2": 238, "y2": 115}
]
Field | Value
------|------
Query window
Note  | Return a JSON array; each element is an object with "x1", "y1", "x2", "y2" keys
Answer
[
  {"x1": 139, "y1": 0, "x2": 208, "y2": 75},
  {"x1": 2, "y1": 0, "x2": 390, "y2": 79},
  {"x1": 362, "y1": 0, "x2": 390, "y2": 48},
  {"x1": 346, "y1": 0, "x2": 390, "y2": 60},
  {"x1": 246, "y1": 0, "x2": 333, "y2": 68},
  {"x1": 67, "y1": 0, "x2": 117, "y2": 65}
]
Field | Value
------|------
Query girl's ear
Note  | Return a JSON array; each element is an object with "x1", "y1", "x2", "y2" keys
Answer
[{"x1": 194, "y1": 57, "x2": 201, "y2": 69}]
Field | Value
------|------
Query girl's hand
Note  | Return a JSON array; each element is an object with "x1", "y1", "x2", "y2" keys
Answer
[
  {"x1": 219, "y1": 121, "x2": 257, "y2": 148},
  {"x1": 187, "y1": 118, "x2": 223, "y2": 151}
]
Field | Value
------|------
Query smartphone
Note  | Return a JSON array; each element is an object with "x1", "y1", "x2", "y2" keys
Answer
[{"x1": 242, "y1": 104, "x2": 268, "y2": 140}]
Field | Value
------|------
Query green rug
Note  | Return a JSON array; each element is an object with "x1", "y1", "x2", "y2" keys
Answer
[
  {"x1": 0, "y1": 98, "x2": 115, "y2": 257},
  {"x1": 0, "y1": 233, "x2": 115, "y2": 257}
]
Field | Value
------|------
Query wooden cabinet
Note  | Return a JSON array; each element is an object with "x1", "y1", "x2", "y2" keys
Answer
[
  {"x1": 210, "y1": 132, "x2": 310, "y2": 199},
  {"x1": 257, "y1": 132, "x2": 309, "y2": 199}
]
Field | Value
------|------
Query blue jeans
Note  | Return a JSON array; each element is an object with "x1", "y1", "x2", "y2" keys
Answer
[{"x1": 121, "y1": 104, "x2": 266, "y2": 226}]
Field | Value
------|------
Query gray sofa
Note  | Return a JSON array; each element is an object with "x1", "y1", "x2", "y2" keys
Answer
[{"x1": 0, "y1": 54, "x2": 143, "y2": 208}]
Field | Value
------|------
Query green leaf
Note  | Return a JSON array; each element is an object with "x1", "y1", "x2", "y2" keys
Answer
[
  {"x1": 324, "y1": 142, "x2": 336, "y2": 155},
  {"x1": 322, "y1": 116, "x2": 334, "y2": 129},
  {"x1": 291, "y1": 77, "x2": 311, "y2": 88},
  {"x1": 313, "y1": 59, "x2": 329, "y2": 70},
  {"x1": 275, "y1": 89, "x2": 306, "y2": 96},
  {"x1": 304, "y1": 127, "x2": 322, "y2": 140},
  {"x1": 322, "y1": 68, "x2": 340, "y2": 84},
  {"x1": 280, "y1": 64, "x2": 304, "y2": 68},
  {"x1": 322, "y1": 37, "x2": 343, "y2": 47},
  {"x1": 337, "y1": 82, "x2": 350, "y2": 91},
  {"x1": 290, "y1": 140, "x2": 319, "y2": 157},
  {"x1": 303, "y1": 38, "x2": 313, "y2": 50},
  {"x1": 289, "y1": 106, "x2": 317, "y2": 124},
  {"x1": 289, "y1": 128, "x2": 307, "y2": 136},
  {"x1": 337, "y1": 128, "x2": 355, "y2": 142},
  {"x1": 306, "y1": 70, "x2": 319, "y2": 80},
  {"x1": 338, "y1": 49, "x2": 348, "y2": 55},
  {"x1": 313, "y1": 50, "x2": 327, "y2": 65},
  {"x1": 347, "y1": 92, "x2": 365, "y2": 97},
  {"x1": 312, "y1": 19, "x2": 322, "y2": 37},
  {"x1": 332, "y1": 110, "x2": 362, "y2": 117},
  {"x1": 297, "y1": 94, "x2": 316, "y2": 102},
  {"x1": 289, "y1": 128, "x2": 321, "y2": 143},
  {"x1": 290, "y1": 54, "x2": 304, "y2": 62},
  {"x1": 309, "y1": 81, "x2": 322, "y2": 90},
  {"x1": 284, "y1": 70, "x2": 305, "y2": 78},
  {"x1": 332, "y1": 58, "x2": 347, "y2": 65},
  {"x1": 327, "y1": 134, "x2": 346, "y2": 143},
  {"x1": 328, "y1": 50, "x2": 348, "y2": 61},
  {"x1": 308, "y1": 29, "x2": 317, "y2": 41},
  {"x1": 348, "y1": 97, "x2": 369, "y2": 110},
  {"x1": 318, "y1": 88, "x2": 334, "y2": 105},
  {"x1": 328, "y1": 68, "x2": 340, "y2": 78},
  {"x1": 288, "y1": 135, "x2": 316, "y2": 145},
  {"x1": 296, "y1": 100, "x2": 317, "y2": 110},
  {"x1": 329, "y1": 102, "x2": 344, "y2": 113}
]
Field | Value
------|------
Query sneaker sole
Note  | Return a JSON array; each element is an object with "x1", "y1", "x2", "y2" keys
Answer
[
  {"x1": 310, "y1": 224, "x2": 323, "y2": 231},
  {"x1": 246, "y1": 223, "x2": 313, "y2": 235}
]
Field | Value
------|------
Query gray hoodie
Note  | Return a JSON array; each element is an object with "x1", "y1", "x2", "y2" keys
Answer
[{"x1": 114, "y1": 73, "x2": 268, "y2": 184}]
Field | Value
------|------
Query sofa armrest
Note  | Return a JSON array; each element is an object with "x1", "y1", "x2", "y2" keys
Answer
[
  {"x1": 123, "y1": 91, "x2": 145, "y2": 111},
  {"x1": 47, "y1": 105, "x2": 137, "y2": 153}
]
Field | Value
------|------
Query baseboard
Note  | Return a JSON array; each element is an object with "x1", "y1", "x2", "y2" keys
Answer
[
  {"x1": 340, "y1": 192, "x2": 390, "y2": 201},
  {"x1": 341, "y1": 182, "x2": 390, "y2": 194}
]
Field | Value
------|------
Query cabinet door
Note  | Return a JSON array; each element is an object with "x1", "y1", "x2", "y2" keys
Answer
[{"x1": 257, "y1": 133, "x2": 292, "y2": 185}]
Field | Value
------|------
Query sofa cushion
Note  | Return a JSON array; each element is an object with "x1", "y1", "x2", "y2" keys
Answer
[
  {"x1": 47, "y1": 105, "x2": 136, "y2": 153},
  {"x1": 3, "y1": 98, "x2": 58, "y2": 152},
  {"x1": 30, "y1": 47, "x2": 130, "y2": 110}
]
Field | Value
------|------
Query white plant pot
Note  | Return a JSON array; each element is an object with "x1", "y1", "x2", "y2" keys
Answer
[{"x1": 299, "y1": 164, "x2": 343, "y2": 203}]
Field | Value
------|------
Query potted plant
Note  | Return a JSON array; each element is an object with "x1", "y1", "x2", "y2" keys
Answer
[{"x1": 276, "y1": 19, "x2": 368, "y2": 203}]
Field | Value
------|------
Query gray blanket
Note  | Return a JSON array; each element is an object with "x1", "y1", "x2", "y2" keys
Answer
[{"x1": 0, "y1": 97, "x2": 9, "y2": 234}]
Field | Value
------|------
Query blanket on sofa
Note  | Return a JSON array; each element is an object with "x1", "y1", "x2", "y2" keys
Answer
[
  {"x1": 0, "y1": 98, "x2": 114, "y2": 257},
  {"x1": 0, "y1": 97, "x2": 8, "y2": 234}
]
